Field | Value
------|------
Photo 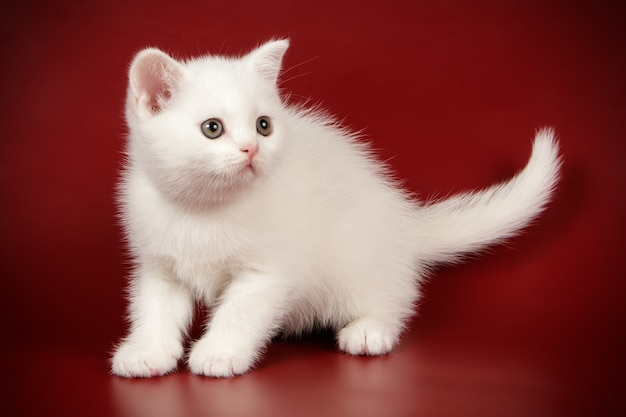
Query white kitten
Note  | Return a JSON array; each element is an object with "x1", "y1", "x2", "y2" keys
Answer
[{"x1": 111, "y1": 39, "x2": 561, "y2": 378}]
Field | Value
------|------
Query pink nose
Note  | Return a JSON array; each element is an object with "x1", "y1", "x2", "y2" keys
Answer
[{"x1": 240, "y1": 142, "x2": 259, "y2": 159}]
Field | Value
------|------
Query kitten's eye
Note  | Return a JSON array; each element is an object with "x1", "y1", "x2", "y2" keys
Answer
[
  {"x1": 256, "y1": 116, "x2": 272, "y2": 137},
  {"x1": 201, "y1": 119, "x2": 224, "y2": 139}
]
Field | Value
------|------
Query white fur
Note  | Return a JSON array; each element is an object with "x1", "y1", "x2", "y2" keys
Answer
[{"x1": 111, "y1": 39, "x2": 561, "y2": 378}]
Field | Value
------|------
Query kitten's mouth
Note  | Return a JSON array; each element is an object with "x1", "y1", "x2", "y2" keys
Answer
[{"x1": 242, "y1": 161, "x2": 256, "y2": 175}]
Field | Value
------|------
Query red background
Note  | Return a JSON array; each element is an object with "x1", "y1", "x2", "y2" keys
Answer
[{"x1": 1, "y1": 1, "x2": 625, "y2": 416}]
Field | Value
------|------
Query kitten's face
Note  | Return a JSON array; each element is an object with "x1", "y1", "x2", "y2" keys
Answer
[{"x1": 126, "y1": 41, "x2": 290, "y2": 205}]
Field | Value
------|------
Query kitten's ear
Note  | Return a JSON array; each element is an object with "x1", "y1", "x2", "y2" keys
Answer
[
  {"x1": 248, "y1": 39, "x2": 290, "y2": 84},
  {"x1": 128, "y1": 48, "x2": 184, "y2": 117}
]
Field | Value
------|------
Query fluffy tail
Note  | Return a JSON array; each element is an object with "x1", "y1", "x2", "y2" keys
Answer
[{"x1": 418, "y1": 128, "x2": 561, "y2": 264}]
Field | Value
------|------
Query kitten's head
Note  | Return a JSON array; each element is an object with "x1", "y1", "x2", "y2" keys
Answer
[{"x1": 125, "y1": 39, "x2": 290, "y2": 205}]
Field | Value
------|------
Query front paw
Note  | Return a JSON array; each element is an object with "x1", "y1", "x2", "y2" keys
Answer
[
  {"x1": 188, "y1": 337, "x2": 257, "y2": 377},
  {"x1": 111, "y1": 339, "x2": 183, "y2": 378}
]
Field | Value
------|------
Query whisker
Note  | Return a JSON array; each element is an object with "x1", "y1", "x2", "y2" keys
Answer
[
  {"x1": 281, "y1": 55, "x2": 319, "y2": 77},
  {"x1": 278, "y1": 56, "x2": 318, "y2": 87},
  {"x1": 280, "y1": 71, "x2": 314, "y2": 86}
]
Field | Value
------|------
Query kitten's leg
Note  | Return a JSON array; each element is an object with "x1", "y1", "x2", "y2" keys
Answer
[
  {"x1": 337, "y1": 314, "x2": 407, "y2": 356},
  {"x1": 188, "y1": 270, "x2": 286, "y2": 377},
  {"x1": 111, "y1": 261, "x2": 193, "y2": 378}
]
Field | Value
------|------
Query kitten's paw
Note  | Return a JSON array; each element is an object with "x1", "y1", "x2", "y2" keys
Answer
[
  {"x1": 338, "y1": 318, "x2": 399, "y2": 356},
  {"x1": 111, "y1": 339, "x2": 183, "y2": 378},
  {"x1": 188, "y1": 337, "x2": 256, "y2": 378}
]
